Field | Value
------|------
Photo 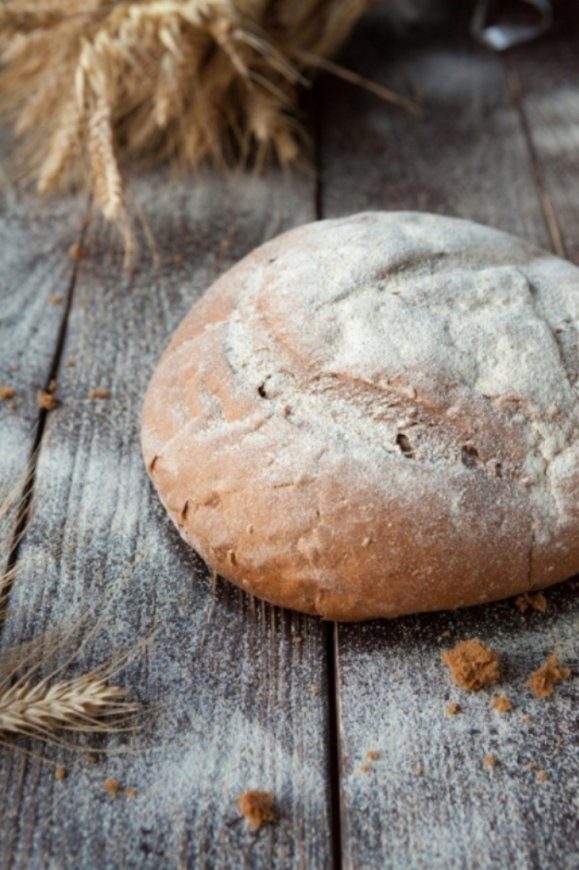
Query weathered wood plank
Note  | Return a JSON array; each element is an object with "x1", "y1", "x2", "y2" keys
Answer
[
  {"x1": 508, "y1": 9, "x2": 579, "y2": 264},
  {"x1": 0, "y1": 187, "x2": 86, "y2": 562},
  {"x1": 0, "y1": 172, "x2": 334, "y2": 868},
  {"x1": 321, "y1": 12, "x2": 578, "y2": 868}
]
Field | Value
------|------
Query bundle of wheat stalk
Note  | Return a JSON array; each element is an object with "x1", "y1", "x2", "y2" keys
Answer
[{"x1": 0, "y1": 0, "x2": 384, "y2": 230}]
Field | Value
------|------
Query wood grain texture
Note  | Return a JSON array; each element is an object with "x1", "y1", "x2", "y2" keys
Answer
[
  {"x1": 320, "y1": 11, "x2": 579, "y2": 869},
  {"x1": 0, "y1": 187, "x2": 86, "y2": 562},
  {"x1": 0, "y1": 172, "x2": 334, "y2": 869}
]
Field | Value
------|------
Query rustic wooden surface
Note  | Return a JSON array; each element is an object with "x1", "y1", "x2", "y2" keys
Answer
[{"x1": 0, "y1": 7, "x2": 577, "y2": 870}]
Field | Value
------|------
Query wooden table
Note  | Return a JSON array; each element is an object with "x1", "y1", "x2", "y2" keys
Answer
[{"x1": 1, "y1": 8, "x2": 577, "y2": 869}]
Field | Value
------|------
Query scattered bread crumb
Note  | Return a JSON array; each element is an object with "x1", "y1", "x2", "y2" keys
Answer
[
  {"x1": 88, "y1": 388, "x2": 111, "y2": 400},
  {"x1": 414, "y1": 764, "x2": 423, "y2": 775},
  {"x1": 124, "y1": 787, "x2": 138, "y2": 798},
  {"x1": 440, "y1": 629, "x2": 452, "y2": 639},
  {"x1": 446, "y1": 701, "x2": 460, "y2": 716},
  {"x1": 309, "y1": 685, "x2": 320, "y2": 696},
  {"x1": 54, "y1": 766, "x2": 67, "y2": 781},
  {"x1": 515, "y1": 592, "x2": 548, "y2": 614},
  {"x1": 528, "y1": 653, "x2": 571, "y2": 700},
  {"x1": 0, "y1": 386, "x2": 15, "y2": 403},
  {"x1": 526, "y1": 762, "x2": 537, "y2": 771},
  {"x1": 359, "y1": 764, "x2": 370, "y2": 773},
  {"x1": 64, "y1": 360, "x2": 76, "y2": 367},
  {"x1": 70, "y1": 243, "x2": 85, "y2": 261},
  {"x1": 84, "y1": 753, "x2": 98, "y2": 765},
  {"x1": 555, "y1": 735, "x2": 565, "y2": 746},
  {"x1": 442, "y1": 639, "x2": 500, "y2": 691},
  {"x1": 491, "y1": 695, "x2": 512, "y2": 714},
  {"x1": 522, "y1": 714, "x2": 532, "y2": 725},
  {"x1": 366, "y1": 750, "x2": 380, "y2": 761},
  {"x1": 237, "y1": 791, "x2": 276, "y2": 829},
  {"x1": 48, "y1": 295, "x2": 63, "y2": 305},
  {"x1": 104, "y1": 777, "x2": 119, "y2": 798},
  {"x1": 484, "y1": 754, "x2": 497, "y2": 768},
  {"x1": 37, "y1": 388, "x2": 57, "y2": 411},
  {"x1": 536, "y1": 770, "x2": 549, "y2": 782}
]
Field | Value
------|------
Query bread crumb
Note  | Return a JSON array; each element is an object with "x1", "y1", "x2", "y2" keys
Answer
[
  {"x1": 522, "y1": 713, "x2": 532, "y2": 725},
  {"x1": 309, "y1": 685, "x2": 320, "y2": 696},
  {"x1": 48, "y1": 295, "x2": 63, "y2": 305},
  {"x1": 237, "y1": 790, "x2": 276, "y2": 829},
  {"x1": 293, "y1": 636, "x2": 302, "y2": 645},
  {"x1": 491, "y1": 695, "x2": 512, "y2": 714},
  {"x1": 515, "y1": 592, "x2": 548, "y2": 614},
  {"x1": 414, "y1": 764, "x2": 423, "y2": 775},
  {"x1": 440, "y1": 628, "x2": 452, "y2": 639},
  {"x1": 366, "y1": 750, "x2": 380, "y2": 761},
  {"x1": 484, "y1": 754, "x2": 497, "y2": 768},
  {"x1": 359, "y1": 764, "x2": 370, "y2": 773},
  {"x1": 0, "y1": 386, "x2": 15, "y2": 403},
  {"x1": 526, "y1": 762, "x2": 537, "y2": 770},
  {"x1": 536, "y1": 770, "x2": 549, "y2": 782},
  {"x1": 84, "y1": 753, "x2": 98, "y2": 765},
  {"x1": 528, "y1": 653, "x2": 571, "y2": 700},
  {"x1": 446, "y1": 701, "x2": 460, "y2": 716},
  {"x1": 88, "y1": 388, "x2": 111, "y2": 400},
  {"x1": 37, "y1": 389, "x2": 57, "y2": 411},
  {"x1": 124, "y1": 787, "x2": 138, "y2": 798},
  {"x1": 54, "y1": 766, "x2": 67, "y2": 781},
  {"x1": 104, "y1": 777, "x2": 119, "y2": 798},
  {"x1": 555, "y1": 735, "x2": 565, "y2": 746},
  {"x1": 442, "y1": 639, "x2": 500, "y2": 691},
  {"x1": 64, "y1": 359, "x2": 76, "y2": 367},
  {"x1": 70, "y1": 243, "x2": 85, "y2": 261}
]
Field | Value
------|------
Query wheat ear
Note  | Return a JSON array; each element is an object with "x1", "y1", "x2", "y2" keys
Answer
[{"x1": 0, "y1": 673, "x2": 138, "y2": 738}]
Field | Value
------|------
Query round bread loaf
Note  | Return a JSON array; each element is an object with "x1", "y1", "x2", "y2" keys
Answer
[{"x1": 141, "y1": 212, "x2": 579, "y2": 620}]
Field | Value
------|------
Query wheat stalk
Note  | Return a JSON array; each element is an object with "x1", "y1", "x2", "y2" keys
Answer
[
  {"x1": 0, "y1": 673, "x2": 138, "y2": 738},
  {"x1": 0, "y1": 0, "x2": 415, "y2": 236}
]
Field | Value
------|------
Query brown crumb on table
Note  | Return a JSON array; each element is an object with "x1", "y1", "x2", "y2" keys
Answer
[
  {"x1": 442, "y1": 639, "x2": 500, "y2": 691},
  {"x1": 522, "y1": 713, "x2": 532, "y2": 725},
  {"x1": 537, "y1": 770, "x2": 549, "y2": 782},
  {"x1": 440, "y1": 629, "x2": 452, "y2": 639},
  {"x1": 526, "y1": 762, "x2": 537, "y2": 771},
  {"x1": 414, "y1": 764, "x2": 423, "y2": 775},
  {"x1": 124, "y1": 787, "x2": 138, "y2": 798},
  {"x1": 84, "y1": 753, "x2": 98, "y2": 765},
  {"x1": 446, "y1": 701, "x2": 460, "y2": 716},
  {"x1": 237, "y1": 790, "x2": 276, "y2": 829},
  {"x1": 484, "y1": 754, "x2": 497, "y2": 768},
  {"x1": 88, "y1": 388, "x2": 111, "y2": 400},
  {"x1": 555, "y1": 735, "x2": 565, "y2": 746},
  {"x1": 528, "y1": 653, "x2": 571, "y2": 700},
  {"x1": 359, "y1": 764, "x2": 370, "y2": 773},
  {"x1": 0, "y1": 386, "x2": 15, "y2": 403},
  {"x1": 366, "y1": 750, "x2": 380, "y2": 761},
  {"x1": 64, "y1": 359, "x2": 76, "y2": 367},
  {"x1": 70, "y1": 243, "x2": 85, "y2": 261},
  {"x1": 491, "y1": 695, "x2": 512, "y2": 714},
  {"x1": 104, "y1": 777, "x2": 119, "y2": 798},
  {"x1": 515, "y1": 592, "x2": 548, "y2": 614},
  {"x1": 54, "y1": 766, "x2": 67, "y2": 781},
  {"x1": 48, "y1": 294, "x2": 63, "y2": 305},
  {"x1": 37, "y1": 388, "x2": 57, "y2": 411}
]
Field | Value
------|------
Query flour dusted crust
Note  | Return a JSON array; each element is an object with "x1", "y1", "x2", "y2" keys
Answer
[{"x1": 141, "y1": 213, "x2": 579, "y2": 620}]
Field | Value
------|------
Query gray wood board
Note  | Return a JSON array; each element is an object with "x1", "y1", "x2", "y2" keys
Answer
[
  {"x1": 0, "y1": 172, "x2": 335, "y2": 869},
  {"x1": 320, "y1": 12, "x2": 578, "y2": 869},
  {"x1": 0, "y1": 189, "x2": 86, "y2": 564}
]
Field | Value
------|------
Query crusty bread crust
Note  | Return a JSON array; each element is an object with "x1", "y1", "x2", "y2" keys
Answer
[{"x1": 141, "y1": 212, "x2": 579, "y2": 620}]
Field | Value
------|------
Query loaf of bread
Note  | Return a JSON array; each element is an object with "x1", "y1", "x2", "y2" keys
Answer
[{"x1": 141, "y1": 212, "x2": 579, "y2": 620}]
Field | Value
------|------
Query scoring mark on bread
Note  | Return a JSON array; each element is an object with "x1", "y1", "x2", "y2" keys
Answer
[{"x1": 396, "y1": 432, "x2": 414, "y2": 457}]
